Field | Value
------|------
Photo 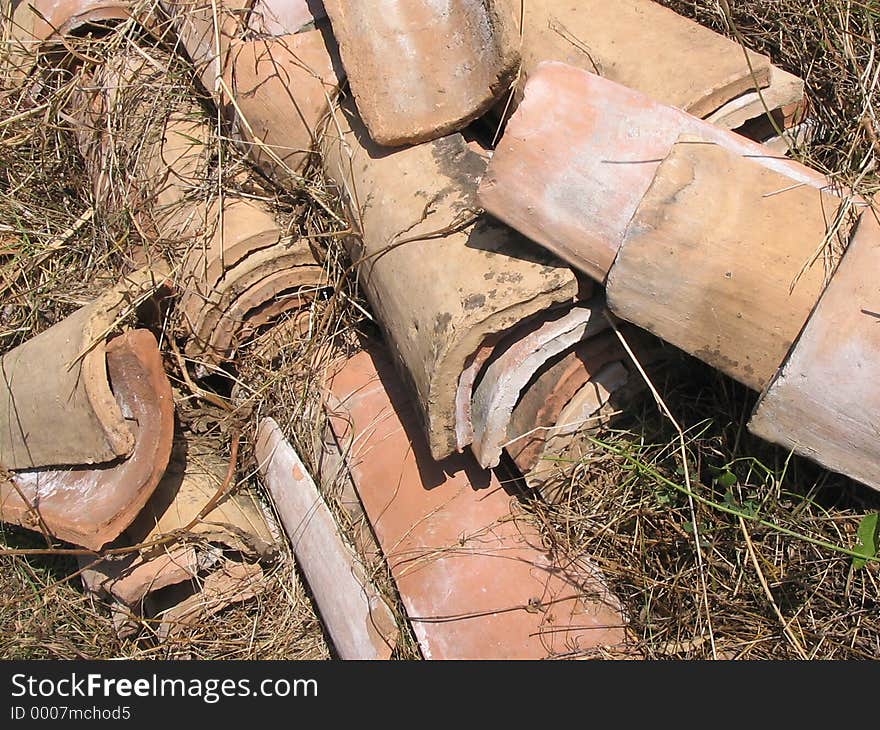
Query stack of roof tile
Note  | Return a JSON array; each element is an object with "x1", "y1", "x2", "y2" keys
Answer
[{"x1": 11, "y1": 0, "x2": 873, "y2": 661}]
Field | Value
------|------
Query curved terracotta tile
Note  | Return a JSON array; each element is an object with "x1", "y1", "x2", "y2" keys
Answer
[
  {"x1": 70, "y1": 54, "x2": 212, "y2": 242},
  {"x1": 506, "y1": 330, "x2": 631, "y2": 474},
  {"x1": 0, "y1": 271, "x2": 167, "y2": 469},
  {"x1": 80, "y1": 545, "x2": 200, "y2": 607},
  {"x1": 527, "y1": 362, "x2": 631, "y2": 499},
  {"x1": 71, "y1": 49, "x2": 327, "y2": 370},
  {"x1": 478, "y1": 63, "x2": 834, "y2": 283},
  {"x1": 160, "y1": 1, "x2": 341, "y2": 182},
  {"x1": 322, "y1": 0, "x2": 519, "y2": 145},
  {"x1": 11, "y1": 0, "x2": 132, "y2": 44},
  {"x1": 707, "y1": 67, "x2": 805, "y2": 133},
  {"x1": 749, "y1": 211, "x2": 880, "y2": 492},
  {"x1": 1, "y1": 329, "x2": 175, "y2": 550},
  {"x1": 507, "y1": 0, "x2": 772, "y2": 120},
  {"x1": 157, "y1": 561, "x2": 265, "y2": 639},
  {"x1": 158, "y1": 0, "x2": 249, "y2": 91},
  {"x1": 177, "y1": 198, "x2": 287, "y2": 324},
  {"x1": 607, "y1": 137, "x2": 845, "y2": 391},
  {"x1": 181, "y1": 245, "x2": 325, "y2": 365},
  {"x1": 246, "y1": 0, "x2": 326, "y2": 36},
  {"x1": 126, "y1": 434, "x2": 277, "y2": 559},
  {"x1": 470, "y1": 301, "x2": 609, "y2": 469},
  {"x1": 203, "y1": 267, "x2": 321, "y2": 361},
  {"x1": 221, "y1": 31, "x2": 341, "y2": 183},
  {"x1": 322, "y1": 99, "x2": 578, "y2": 460},
  {"x1": 453, "y1": 338, "x2": 499, "y2": 452}
]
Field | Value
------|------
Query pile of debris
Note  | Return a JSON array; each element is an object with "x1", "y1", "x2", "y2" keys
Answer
[{"x1": 3, "y1": 0, "x2": 876, "y2": 659}]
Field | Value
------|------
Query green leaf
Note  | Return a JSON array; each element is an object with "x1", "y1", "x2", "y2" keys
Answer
[
  {"x1": 716, "y1": 470, "x2": 737, "y2": 489},
  {"x1": 853, "y1": 513, "x2": 879, "y2": 570}
]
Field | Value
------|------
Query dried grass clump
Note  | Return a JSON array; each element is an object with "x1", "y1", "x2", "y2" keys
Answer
[{"x1": 526, "y1": 344, "x2": 880, "y2": 659}]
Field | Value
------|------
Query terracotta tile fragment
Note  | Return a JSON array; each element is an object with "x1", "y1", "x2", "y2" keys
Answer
[
  {"x1": 255, "y1": 418, "x2": 398, "y2": 659},
  {"x1": 158, "y1": 0, "x2": 250, "y2": 91},
  {"x1": 508, "y1": 0, "x2": 772, "y2": 120},
  {"x1": 79, "y1": 433, "x2": 276, "y2": 638},
  {"x1": 127, "y1": 435, "x2": 277, "y2": 560},
  {"x1": 707, "y1": 67, "x2": 805, "y2": 133},
  {"x1": 9, "y1": 0, "x2": 133, "y2": 58},
  {"x1": 0, "y1": 269, "x2": 168, "y2": 470},
  {"x1": 79, "y1": 546, "x2": 200, "y2": 607},
  {"x1": 247, "y1": 0, "x2": 326, "y2": 36},
  {"x1": 158, "y1": 561, "x2": 266, "y2": 639},
  {"x1": 160, "y1": 1, "x2": 341, "y2": 182},
  {"x1": 1, "y1": 329, "x2": 174, "y2": 550},
  {"x1": 608, "y1": 137, "x2": 845, "y2": 391},
  {"x1": 222, "y1": 30, "x2": 342, "y2": 183},
  {"x1": 506, "y1": 329, "x2": 639, "y2": 474},
  {"x1": 470, "y1": 300, "x2": 609, "y2": 469},
  {"x1": 325, "y1": 346, "x2": 634, "y2": 659},
  {"x1": 69, "y1": 53, "x2": 212, "y2": 241},
  {"x1": 454, "y1": 337, "x2": 503, "y2": 453},
  {"x1": 749, "y1": 211, "x2": 880, "y2": 492},
  {"x1": 525, "y1": 361, "x2": 630, "y2": 498},
  {"x1": 322, "y1": 0, "x2": 519, "y2": 145},
  {"x1": 70, "y1": 51, "x2": 327, "y2": 368},
  {"x1": 176, "y1": 204, "x2": 327, "y2": 367},
  {"x1": 322, "y1": 99, "x2": 578, "y2": 460},
  {"x1": 478, "y1": 63, "x2": 833, "y2": 283}
]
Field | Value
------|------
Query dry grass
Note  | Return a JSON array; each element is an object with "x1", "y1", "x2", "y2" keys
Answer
[
  {"x1": 1, "y1": 0, "x2": 878, "y2": 660},
  {"x1": 524, "y1": 349, "x2": 880, "y2": 659}
]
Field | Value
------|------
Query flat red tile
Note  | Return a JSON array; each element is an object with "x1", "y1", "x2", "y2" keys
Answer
[{"x1": 325, "y1": 345, "x2": 633, "y2": 659}]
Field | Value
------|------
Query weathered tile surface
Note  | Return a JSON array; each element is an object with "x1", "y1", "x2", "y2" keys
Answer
[
  {"x1": 322, "y1": 99, "x2": 578, "y2": 460},
  {"x1": 478, "y1": 63, "x2": 830, "y2": 283},
  {"x1": 256, "y1": 417, "x2": 398, "y2": 659},
  {"x1": 325, "y1": 346, "x2": 633, "y2": 659},
  {"x1": 322, "y1": 0, "x2": 519, "y2": 144},
  {"x1": 608, "y1": 138, "x2": 843, "y2": 391},
  {"x1": 749, "y1": 211, "x2": 880, "y2": 491}
]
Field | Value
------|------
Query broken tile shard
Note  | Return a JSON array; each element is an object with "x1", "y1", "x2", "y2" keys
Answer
[
  {"x1": 470, "y1": 300, "x2": 609, "y2": 469},
  {"x1": 80, "y1": 433, "x2": 277, "y2": 638},
  {"x1": 71, "y1": 50, "x2": 327, "y2": 369},
  {"x1": 256, "y1": 418, "x2": 398, "y2": 659},
  {"x1": 749, "y1": 211, "x2": 880, "y2": 492},
  {"x1": 509, "y1": 0, "x2": 772, "y2": 121},
  {"x1": 506, "y1": 328, "x2": 644, "y2": 475},
  {"x1": 127, "y1": 435, "x2": 277, "y2": 560},
  {"x1": 478, "y1": 63, "x2": 832, "y2": 283},
  {"x1": 322, "y1": 0, "x2": 519, "y2": 145},
  {"x1": 608, "y1": 137, "x2": 845, "y2": 391},
  {"x1": 79, "y1": 545, "x2": 200, "y2": 608},
  {"x1": 222, "y1": 30, "x2": 342, "y2": 183},
  {"x1": 158, "y1": 561, "x2": 266, "y2": 639},
  {"x1": 322, "y1": 99, "x2": 578, "y2": 460},
  {"x1": 246, "y1": 0, "x2": 327, "y2": 36},
  {"x1": 0, "y1": 270, "x2": 169, "y2": 470},
  {"x1": 1, "y1": 327, "x2": 174, "y2": 550},
  {"x1": 324, "y1": 345, "x2": 634, "y2": 659}
]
